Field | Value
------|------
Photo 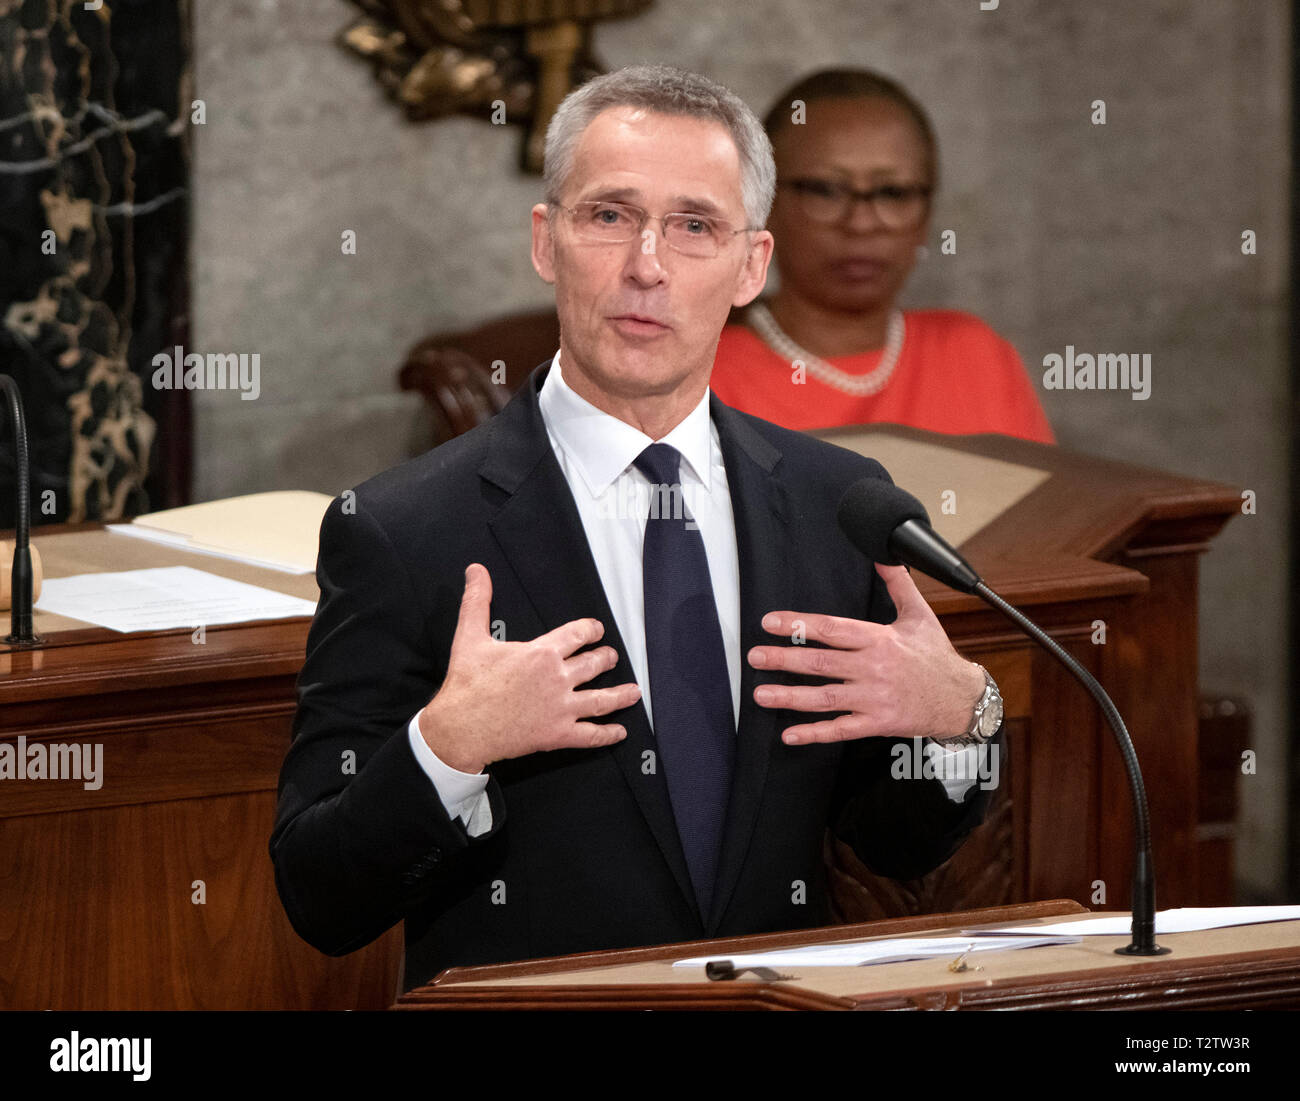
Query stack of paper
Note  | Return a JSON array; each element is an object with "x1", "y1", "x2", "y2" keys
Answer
[
  {"x1": 673, "y1": 934, "x2": 1080, "y2": 969},
  {"x1": 959, "y1": 906, "x2": 1300, "y2": 937},
  {"x1": 108, "y1": 491, "x2": 333, "y2": 574}
]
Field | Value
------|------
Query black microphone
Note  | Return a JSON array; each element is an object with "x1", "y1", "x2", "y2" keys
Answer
[
  {"x1": 837, "y1": 475, "x2": 1168, "y2": 957},
  {"x1": 0, "y1": 374, "x2": 38, "y2": 645},
  {"x1": 836, "y1": 477, "x2": 981, "y2": 592}
]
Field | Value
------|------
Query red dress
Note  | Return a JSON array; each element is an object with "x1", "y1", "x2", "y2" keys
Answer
[{"x1": 709, "y1": 308, "x2": 1055, "y2": 444}]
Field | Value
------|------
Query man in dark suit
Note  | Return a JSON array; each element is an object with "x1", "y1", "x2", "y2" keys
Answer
[{"x1": 271, "y1": 65, "x2": 1002, "y2": 993}]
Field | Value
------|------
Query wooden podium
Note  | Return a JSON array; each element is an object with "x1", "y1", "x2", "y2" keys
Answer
[
  {"x1": 809, "y1": 428, "x2": 1241, "y2": 926},
  {"x1": 394, "y1": 900, "x2": 1300, "y2": 1010},
  {"x1": 0, "y1": 430, "x2": 1239, "y2": 1010}
]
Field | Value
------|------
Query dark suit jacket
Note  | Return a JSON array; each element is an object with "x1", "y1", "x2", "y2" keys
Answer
[{"x1": 270, "y1": 360, "x2": 995, "y2": 991}]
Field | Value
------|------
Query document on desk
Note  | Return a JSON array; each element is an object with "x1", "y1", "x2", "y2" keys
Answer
[
  {"x1": 959, "y1": 905, "x2": 1300, "y2": 938},
  {"x1": 34, "y1": 566, "x2": 319, "y2": 633},
  {"x1": 672, "y1": 934, "x2": 1081, "y2": 969},
  {"x1": 107, "y1": 490, "x2": 333, "y2": 574}
]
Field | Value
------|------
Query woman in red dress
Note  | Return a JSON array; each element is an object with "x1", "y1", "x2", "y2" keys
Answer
[{"x1": 711, "y1": 69, "x2": 1054, "y2": 444}]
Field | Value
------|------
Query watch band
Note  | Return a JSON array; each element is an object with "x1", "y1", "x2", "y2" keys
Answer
[{"x1": 941, "y1": 664, "x2": 1002, "y2": 748}]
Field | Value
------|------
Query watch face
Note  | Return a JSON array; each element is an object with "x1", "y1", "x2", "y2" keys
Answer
[{"x1": 979, "y1": 695, "x2": 1004, "y2": 738}]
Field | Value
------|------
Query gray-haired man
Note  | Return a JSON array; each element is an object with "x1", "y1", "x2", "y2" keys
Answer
[{"x1": 271, "y1": 65, "x2": 1001, "y2": 992}]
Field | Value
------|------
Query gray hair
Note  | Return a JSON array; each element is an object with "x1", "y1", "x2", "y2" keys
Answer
[{"x1": 541, "y1": 64, "x2": 776, "y2": 229}]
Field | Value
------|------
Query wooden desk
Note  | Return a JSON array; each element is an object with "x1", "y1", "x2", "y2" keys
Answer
[
  {"x1": 0, "y1": 430, "x2": 1239, "y2": 1009},
  {"x1": 0, "y1": 527, "x2": 402, "y2": 1010},
  {"x1": 397, "y1": 900, "x2": 1300, "y2": 1010}
]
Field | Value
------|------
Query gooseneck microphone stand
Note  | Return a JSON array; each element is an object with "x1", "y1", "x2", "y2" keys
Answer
[
  {"x1": 842, "y1": 478, "x2": 1170, "y2": 957},
  {"x1": 972, "y1": 581, "x2": 1168, "y2": 957},
  {"x1": 1, "y1": 374, "x2": 39, "y2": 645}
]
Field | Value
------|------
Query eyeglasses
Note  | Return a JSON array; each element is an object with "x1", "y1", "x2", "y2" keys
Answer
[
  {"x1": 553, "y1": 200, "x2": 758, "y2": 258},
  {"x1": 782, "y1": 178, "x2": 932, "y2": 230}
]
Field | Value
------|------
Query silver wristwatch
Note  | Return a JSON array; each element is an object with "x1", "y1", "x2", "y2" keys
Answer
[{"x1": 944, "y1": 665, "x2": 1003, "y2": 748}]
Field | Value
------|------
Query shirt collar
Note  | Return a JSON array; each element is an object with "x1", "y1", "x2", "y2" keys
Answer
[{"x1": 538, "y1": 349, "x2": 716, "y2": 498}]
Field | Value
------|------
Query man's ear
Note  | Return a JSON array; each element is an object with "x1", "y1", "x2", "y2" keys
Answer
[
  {"x1": 531, "y1": 203, "x2": 556, "y2": 285},
  {"x1": 732, "y1": 229, "x2": 774, "y2": 308}
]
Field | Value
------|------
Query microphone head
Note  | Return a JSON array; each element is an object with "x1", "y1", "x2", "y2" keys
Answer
[{"x1": 836, "y1": 477, "x2": 931, "y2": 565}]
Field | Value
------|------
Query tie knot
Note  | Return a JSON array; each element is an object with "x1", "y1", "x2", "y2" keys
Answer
[{"x1": 633, "y1": 442, "x2": 682, "y2": 487}]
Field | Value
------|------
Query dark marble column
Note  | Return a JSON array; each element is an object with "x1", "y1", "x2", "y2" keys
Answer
[{"x1": 0, "y1": 0, "x2": 191, "y2": 526}]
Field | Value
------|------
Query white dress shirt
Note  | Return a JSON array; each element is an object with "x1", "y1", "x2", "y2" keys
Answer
[{"x1": 406, "y1": 352, "x2": 985, "y2": 837}]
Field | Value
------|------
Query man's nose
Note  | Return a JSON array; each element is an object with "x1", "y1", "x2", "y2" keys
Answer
[{"x1": 622, "y1": 224, "x2": 669, "y2": 284}]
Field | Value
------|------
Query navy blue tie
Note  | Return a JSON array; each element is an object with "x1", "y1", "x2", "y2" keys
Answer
[{"x1": 634, "y1": 442, "x2": 735, "y2": 920}]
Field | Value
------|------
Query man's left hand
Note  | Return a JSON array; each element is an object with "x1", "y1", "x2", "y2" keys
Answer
[{"x1": 747, "y1": 562, "x2": 985, "y2": 745}]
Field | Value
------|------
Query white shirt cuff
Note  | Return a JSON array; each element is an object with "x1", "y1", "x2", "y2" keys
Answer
[
  {"x1": 407, "y1": 713, "x2": 493, "y2": 836},
  {"x1": 923, "y1": 737, "x2": 996, "y2": 802}
]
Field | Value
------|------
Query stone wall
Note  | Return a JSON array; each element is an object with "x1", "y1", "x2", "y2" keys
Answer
[{"x1": 192, "y1": 0, "x2": 1292, "y2": 900}]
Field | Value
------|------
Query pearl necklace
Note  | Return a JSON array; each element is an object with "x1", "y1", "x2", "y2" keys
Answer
[{"x1": 746, "y1": 300, "x2": 905, "y2": 397}]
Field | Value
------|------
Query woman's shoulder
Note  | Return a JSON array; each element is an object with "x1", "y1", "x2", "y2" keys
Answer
[
  {"x1": 904, "y1": 308, "x2": 1011, "y2": 344},
  {"x1": 904, "y1": 308, "x2": 1025, "y2": 368}
]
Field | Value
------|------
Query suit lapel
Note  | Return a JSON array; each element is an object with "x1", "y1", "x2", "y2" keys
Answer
[
  {"x1": 479, "y1": 363, "x2": 699, "y2": 918},
  {"x1": 704, "y1": 395, "x2": 793, "y2": 934}
]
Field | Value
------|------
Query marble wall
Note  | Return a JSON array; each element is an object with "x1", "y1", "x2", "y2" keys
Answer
[
  {"x1": 1, "y1": 0, "x2": 191, "y2": 524},
  {"x1": 192, "y1": 0, "x2": 1292, "y2": 900}
]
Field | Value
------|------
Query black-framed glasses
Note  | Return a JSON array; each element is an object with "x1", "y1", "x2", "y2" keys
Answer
[
  {"x1": 781, "y1": 178, "x2": 932, "y2": 230},
  {"x1": 554, "y1": 200, "x2": 759, "y2": 258}
]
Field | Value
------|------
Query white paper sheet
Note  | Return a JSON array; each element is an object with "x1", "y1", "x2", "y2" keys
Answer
[
  {"x1": 34, "y1": 566, "x2": 319, "y2": 633},
  {"x1": 672, "y1": 934, "x2": 1080, "y2": 969},
  {"x1": 959, "y1": 906, "x2": 1300, "y2": 938}
]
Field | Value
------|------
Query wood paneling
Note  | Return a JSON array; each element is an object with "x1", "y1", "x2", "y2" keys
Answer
[
  {"x1": 0, "y1": 618, "x2": 402, "y2": 1010},
  {"x1": 0, "y1": 791, "x2": 401, "y2": 1009}
]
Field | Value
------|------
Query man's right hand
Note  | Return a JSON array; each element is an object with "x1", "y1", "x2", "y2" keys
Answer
[{"x1": 417, "y1": 562, "x2": 641, "y2": 774}]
